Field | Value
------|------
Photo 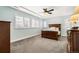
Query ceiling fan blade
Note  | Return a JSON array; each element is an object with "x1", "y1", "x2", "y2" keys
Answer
[
  {"x1": 48, "y1": 12, "x2": 52, "y2": 14},
  {"x1": 49, "y1": 9, "x2": 54, "y2": 11}
]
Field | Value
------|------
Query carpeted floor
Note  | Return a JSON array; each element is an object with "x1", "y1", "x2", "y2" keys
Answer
[{"x1": 11, "y1": 35, "x2": 68, "y2": 53}]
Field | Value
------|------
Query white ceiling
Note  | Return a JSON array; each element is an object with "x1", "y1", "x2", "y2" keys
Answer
[{"x1": 11, "y1": 6, "x2": 75, "y2": 19}]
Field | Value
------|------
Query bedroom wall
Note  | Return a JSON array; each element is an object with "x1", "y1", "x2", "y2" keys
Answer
[
  {"x1": 44, "y1": 6, "x2": 75, "y2": 36},
  {"x1": 0, "y1": 6, "x2": 43, "y2": 42},
  {"x1": 44, "y1": 15, "x2": 71, "y2": 36}
]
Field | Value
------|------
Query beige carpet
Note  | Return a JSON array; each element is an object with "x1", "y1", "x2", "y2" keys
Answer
[{"x1": 11, "y1": 36, "x2": 68, "y2": 53}]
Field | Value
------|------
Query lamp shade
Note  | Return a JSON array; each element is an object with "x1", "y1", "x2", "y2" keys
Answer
[
  {"x1": 70, "y1": 14, "x2": 79, "y2": 24},
  {"x1": 74, "y1": 6, "x2": 79, "y2": 14}
]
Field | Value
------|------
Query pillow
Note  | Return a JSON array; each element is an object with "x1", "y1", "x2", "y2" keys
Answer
[
  {"x1": 55, "y1": 27, "x2": 59, "y2": 31},
  {"x1": 50, "y1": 27, "x2": 55, "y2": 30},
  {"x1": 50, "y1": 27, "x2": 59, "y2": 31}
]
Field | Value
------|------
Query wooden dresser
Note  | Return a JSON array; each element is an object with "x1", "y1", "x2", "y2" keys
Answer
[
  {"x1": 0, "y1": 21, "x2": 10, "y2": 53},
  {"x1": 67, "y1": 29, "x2": 79, "y2": 53}
]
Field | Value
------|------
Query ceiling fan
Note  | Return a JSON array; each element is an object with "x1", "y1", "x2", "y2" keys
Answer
[{"x1": 43, "y1": 8, "x2": 54, "y2": 14}]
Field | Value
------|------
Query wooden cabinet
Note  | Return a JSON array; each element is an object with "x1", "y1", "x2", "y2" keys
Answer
[
  {"x1": 0, "y1": 21, "x2": 10, "y2": 53},
  {"x1": 67, "y1": 30, "x2": 79, "y2": 53}
]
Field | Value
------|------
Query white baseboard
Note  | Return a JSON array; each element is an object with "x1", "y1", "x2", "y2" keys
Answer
[{"x1": 11, "y1": 34, "x2": 40, "y2": 43}]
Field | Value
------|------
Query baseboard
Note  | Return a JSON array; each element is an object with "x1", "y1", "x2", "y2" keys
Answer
[{"x1": 11, "y1": 34, "x2": 40, "y2": 43}]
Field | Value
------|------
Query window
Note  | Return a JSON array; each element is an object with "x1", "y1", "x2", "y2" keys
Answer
[
  {"x1": 24, "y1": 17, "x2": 30, "y2": 28},
  {"x1": 15, "y1": 16, "x2": 24, "y2": 28},
  {"x1": 39, "y1": 20, "x2": 43, "y2": 28},
  {"x1": 31, "y1": 19, "x2": 40, "y2": 28},
  {"x1": 35, "y1": 20, "x2": 40, "y2": 27},
  {"x1": 43, "y1": 21, "x2": 48, "y2": 28},
  {"x1": 15, "y1": 16, "x2": 42, "y2": 28},
  {"x1": 31, "y1": 19, "x2": 36, "y2": 27}
]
